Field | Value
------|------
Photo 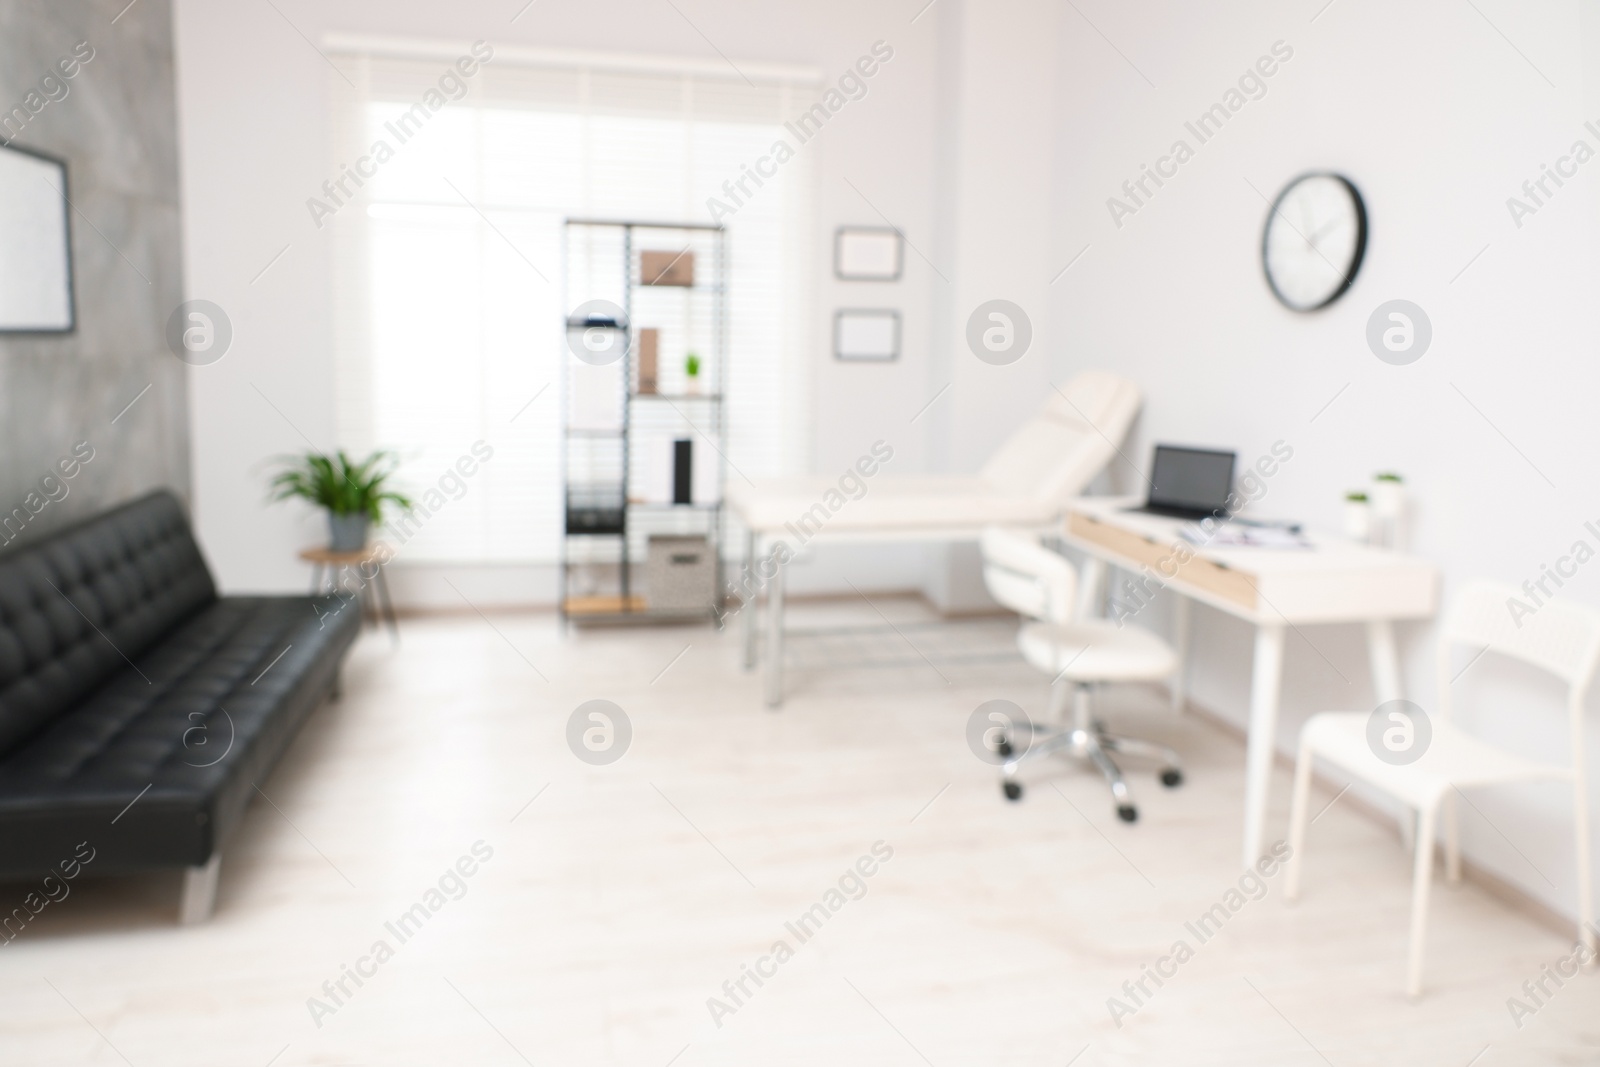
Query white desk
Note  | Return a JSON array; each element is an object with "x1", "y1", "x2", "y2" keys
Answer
[{"x1": 1062, "y1": 497, "x2": 1439, "y2": 867}]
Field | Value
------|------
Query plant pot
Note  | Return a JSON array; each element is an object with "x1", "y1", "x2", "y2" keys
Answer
[
  {"x1": 684, "y1": 377, "x2": 701, "y2": 396},
  {"x1": 328, "y1": 513, "x2": 370, "y2": 553},
  {"x1": 1343, "y1": 501, "x2": 1371, "y2": 542},
  {"x1": 1370, "y1": 480, "x2": 1405, "y2": 520}
]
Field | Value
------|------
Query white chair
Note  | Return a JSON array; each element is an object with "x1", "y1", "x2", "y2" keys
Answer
[
  {"x1": 1285, "y1": 580, "x2": 1600, "y2": 997},
  {"x1": 980, "y1": 526, "x2": 1183, "y2": 821}
]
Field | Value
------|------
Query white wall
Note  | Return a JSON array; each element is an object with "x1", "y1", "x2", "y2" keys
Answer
[
  {"x1": 1046, "y1": 0, "x2": 1600, "y2": 923},
  {"x1": 172, "y1": 0, "x2": 956, "y2": 603},
  {"x1": 175, "y1": 0, "x2": 1600, "y2": 923}
]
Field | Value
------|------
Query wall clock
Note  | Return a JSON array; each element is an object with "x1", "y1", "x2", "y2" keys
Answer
[{"x1": 1261, "y1": 173, "x2": 1366, "y2": 312}]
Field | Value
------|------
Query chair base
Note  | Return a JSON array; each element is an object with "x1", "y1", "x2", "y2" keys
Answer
[{"x1": 998, "y1": 684, "x2": 1181, "y2": 821}]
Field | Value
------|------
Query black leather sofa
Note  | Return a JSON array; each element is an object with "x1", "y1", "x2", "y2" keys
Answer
[{"x1": 0, "y1": 491, "x2": 359, "y2": 922}]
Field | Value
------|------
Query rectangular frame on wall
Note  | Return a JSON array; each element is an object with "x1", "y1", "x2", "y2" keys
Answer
[
  {"x1": 834, "y1": 308, "x2": 899, "y2": 362},
  {"x1": 0, "y1": 143, "x2": 75, "y2": 334},
  {"x1": 833, "y1": 226, "x2": 902, "y2": 282}
]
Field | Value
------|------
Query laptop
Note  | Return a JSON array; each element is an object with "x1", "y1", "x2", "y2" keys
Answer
[{"x1": 1127, "y1": 444, "x2": 1237, "y2": 521}]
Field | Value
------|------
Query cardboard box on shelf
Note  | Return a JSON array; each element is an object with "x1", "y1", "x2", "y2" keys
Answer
[
  {"x1": 638, "y1": 328, "x2": 659, "y2": 393},
  {"x1": 646, "y1": 535, "x2": 714, "y2": 614},
  {"x1": 641, "y1": 250, "x2": 695, "y2": 287}
]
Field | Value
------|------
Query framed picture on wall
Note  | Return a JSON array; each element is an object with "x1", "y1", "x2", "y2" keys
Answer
[
  {"x1": 834, "y1": 227, "x2": 902, "y2": 281},
  {"x1": 0, "y1": 143, "x2": 74, "y2": 333},
  {"x1": 834, "y1": 309, "x2": 900, "y2": 361}
]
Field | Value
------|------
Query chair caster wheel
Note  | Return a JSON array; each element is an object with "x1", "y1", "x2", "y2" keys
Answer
[
  {"x1": 1160, "y1": 768, "x2": 1183, "y2": 788},
  {"x1": 1002, "y1": 781, "x2": 1023, "y2": 801},
  {"x1": 1117, "y1": 805, "x2": 1138, "y2": 823},
  {"x1": 997, "y1": 738, "x2": 1014, "y2": 758}
]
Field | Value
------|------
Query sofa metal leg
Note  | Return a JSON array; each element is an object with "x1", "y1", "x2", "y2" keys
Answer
[{"x1": 179, "y1": 853, "x2": 222, "y2": 924}]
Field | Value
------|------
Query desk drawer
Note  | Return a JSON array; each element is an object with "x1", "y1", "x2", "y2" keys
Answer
[{"x1": 1069, "y1": 513, "x2": 1257, "y2": 611}]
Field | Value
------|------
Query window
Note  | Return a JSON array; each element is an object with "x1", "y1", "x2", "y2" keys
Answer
[{"x1": 328, "y1": 47, "x2": 816, "y2": 563}]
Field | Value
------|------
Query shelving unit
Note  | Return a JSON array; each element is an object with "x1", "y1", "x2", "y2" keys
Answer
[{"x1": 559, "y1": 219, "x2": 728, "y2": 624}]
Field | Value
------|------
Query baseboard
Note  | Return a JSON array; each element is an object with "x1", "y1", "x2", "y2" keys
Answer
[
  {"x1": 383, "y1": 562, "x2": 558, "y2": 611},
  {"x1": 380, "y1": 555, "x2": 941, "y2": 614}
]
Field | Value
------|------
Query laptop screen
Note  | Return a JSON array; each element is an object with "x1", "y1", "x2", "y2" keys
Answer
[{"x1": 1148, "y1": 445, "x2": 1236, "y2": 515}]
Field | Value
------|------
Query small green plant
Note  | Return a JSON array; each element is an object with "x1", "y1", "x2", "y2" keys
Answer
[
  {"x1": 685, "y1": 351, "x2": 701, "y2": 378},
  {"x1": 269, "y1": 450, "x2": 412, "y2": 521},
  {"x1": 1374, "y1": 472, "x2": 1402, "y2": 483},
  {"x1": 1345, "y1": 490, "x2": 1369, "y2": 502}
]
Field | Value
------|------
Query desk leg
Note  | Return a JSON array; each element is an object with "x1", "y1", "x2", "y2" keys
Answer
[
  {"x1": 309, "y1": 563, "x2": 323, "y2": 595},
  {"x1": 1243, "y1": 622, "x2": 1286, "y2": 867},
  {"x1": 763, "y1": 558, "x2": 786, "y2": 708},
  {"x1": 1075, "y1": 557, "x2": 1108, "y2": 621},
  {"x1": 742, "y1": 530, "x2": 758, "y2": 671},
  {"x1": 1366, "y1": 618, "x2": 1410, "y2": 849},
  {"x1": 1366, "y1": 619, "x2": 1402, "y2": 704},
  {"x1": 1170, "y1": 595, "x2": 1191, "y2": 713}
]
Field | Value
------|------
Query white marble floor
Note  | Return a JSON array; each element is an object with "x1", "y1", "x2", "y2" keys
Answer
[{"x1": 1, "y1": 602, "x2": 1596, "y2": 1065}]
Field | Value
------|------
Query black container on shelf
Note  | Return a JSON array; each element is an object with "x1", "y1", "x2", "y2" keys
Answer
[
  {"x1": 672, "y1": 439, "x2": 693, "y2": 504},
  {"x1": 566, "y1": 485, "x2": 626, "y2": 535}
]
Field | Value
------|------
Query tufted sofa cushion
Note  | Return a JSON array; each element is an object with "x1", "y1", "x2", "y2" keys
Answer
[
  {"x1": 0, "y1": 492, "x2": 216, "y2": 759},
  {"x1": 0, "y1": 491, "x2": 360, "y2": 878}
]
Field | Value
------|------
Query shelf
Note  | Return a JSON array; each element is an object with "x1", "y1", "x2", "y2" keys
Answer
[
  {"x1": 632, "y1": 392, "x2": 721, "y2": 401},
  {"x1": 630, "y1": 282, "x2": 726, "y2": 294},
  {"x1": 567, "y1": 419, "x2": 722, "y2": 436},
  {"x1": 562, "y1": 506, "x2": 721, "y2": 545},
  {"x1": 564, "y1": 218, "x2": 724, "y2": 232},
  {"x1": 561, "y1": 596, "x2": 718, "y2": 624},
  {"x1": 563, "y1": 595, "x2": 648, "y2": 615},
  {"x1": 626, "y1": 502, "x2": 722, "y2": 511},
  {"x1": 561, "y1": 501, "x2": 723, "y2": 528}
]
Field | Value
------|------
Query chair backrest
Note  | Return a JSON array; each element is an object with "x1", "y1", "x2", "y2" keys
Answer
[
  {"x1": 979, "y1": 371, "x2": 1140, "y2": 506},
  {"x1": 1435, "y1": 580, "x2": 1600, "y2": 726},
  {"x1": 980, "y1": 526, "x2": 1076, "y2": 625}
]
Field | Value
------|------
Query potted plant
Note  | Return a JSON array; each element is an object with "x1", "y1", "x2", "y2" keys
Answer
[
  {"x1": 684, "y1": 351, "x2": 702, "y2": 395},
  {"x1": 1371, "y1": 472, "x2": 1405, "y2": 519},
  {"x1": 270, "y1": 450, "x2": 412, "y2": 553},
  {"x1": 1343, "y1": 490, "x2": 1371, "y2": 542}
]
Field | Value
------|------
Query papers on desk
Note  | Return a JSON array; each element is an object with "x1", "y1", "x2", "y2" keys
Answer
[{"x1": 1180, "y1": 522, "x2": 1313, "y2": 550}]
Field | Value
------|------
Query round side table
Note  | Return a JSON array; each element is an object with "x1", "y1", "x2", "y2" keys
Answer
[{"x1": 298, "y1": 544, "x2": 399, "y2": 642}]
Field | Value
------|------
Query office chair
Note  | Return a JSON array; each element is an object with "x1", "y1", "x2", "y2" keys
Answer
[
  {"x1": 980, "y1": 526, "x2": 1183, "y2": 822},
  {"x1": 1285, "y1": 581, "x2": 1600, "y2": 997}
]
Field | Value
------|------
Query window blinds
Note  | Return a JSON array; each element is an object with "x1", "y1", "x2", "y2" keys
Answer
[{"x1": 327, "y1": 45, "x2": 816, "y2": 563}]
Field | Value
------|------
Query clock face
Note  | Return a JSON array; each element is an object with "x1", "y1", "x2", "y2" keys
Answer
[{"x1": 1261, "y1": 173, "x2": 1367, "y2": 312}]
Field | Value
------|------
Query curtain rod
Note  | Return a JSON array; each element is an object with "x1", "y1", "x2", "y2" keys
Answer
[{"x1": 322, "y1": 33, "x2": 823, "y2": 85}]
